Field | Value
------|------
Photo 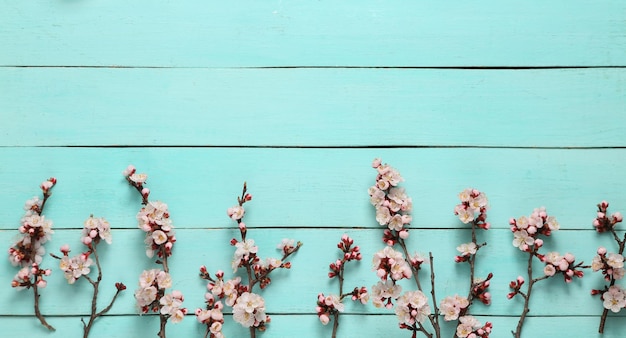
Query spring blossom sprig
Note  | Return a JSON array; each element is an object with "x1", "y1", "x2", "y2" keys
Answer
[
  {"x1": 316, "y1": 235, "x2": 369, "y2": 338},
  {"x1": 369, "y1": 159, "x2": 442, "y2": 338},
  {"x1": 508, "y1": 207, "x2": 587, "y2": 338},
  {"x1": 50, "y1": 216, "x2": 126, "y2": 338},
  {"x1": 589, "y1": 201, "x2": 626, "y2": 333},
  {"x1": 448, "y1": 188, "x2": 493, "y2": 338},
  {"x1": 8, "y1": 177, "x2": 57, "y2": 331},
  {"x1": 124, "y1": 165, "x2": 186, "y2": 338},
  {"x1": 198, "y1": 183, "x2": 302, "y2": 338}
]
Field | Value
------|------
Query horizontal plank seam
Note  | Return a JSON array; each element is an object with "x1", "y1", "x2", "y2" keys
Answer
[
  {"x1": 1, "y1": 65, "x2": 626, "y2": 70},
  {"x1": 0, "y1": 313, "x2": 616, "y2": 318},
  {"x1": 3, "y1": 145, "x2": 626, "y2": 150}
]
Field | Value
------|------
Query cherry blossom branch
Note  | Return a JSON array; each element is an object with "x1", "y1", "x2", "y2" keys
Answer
[
  {"x1": 446, "y1": 188, "x2": 493, "y2": 338},
  {"x1": 508, "y1": 208, "x2": 586, "y2": 338},
  {"x1": 369, "y1": 159, "x2": 442, "y2": 338},
  {"x1": 32, "y1": 283, "x2": 54, "y2": 331},
  {"x1": 8, "y1": 177, "x2": 57, "y2": 331},
  {"x1": 199, "y1": 183, "x2": 301, "y2": 338},
  {"x1": 124, "y1": 165, "x2": 186, "y2": 338},
  {"x1": 428, "y1": 253, "x2": 441, "y2": 338},
  {"x1": 50, "y1": 216, "x2": 126, "y2": 338},
  {"x1": 317, "y1": 235, "x2": 368, "y2": 338},
  {"x1": 590, "y1": 201, "x2": 626, "y2": 333}
]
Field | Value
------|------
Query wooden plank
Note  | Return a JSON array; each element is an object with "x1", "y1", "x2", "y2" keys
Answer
[
  {"x1": 1, "y1": 1, "x2": 625, "y2": 67},
  {"x1": 0, "y1": 228, "x2": 618, "y2": 317},
  {"x1": 1, "y1": 68, "x2": 625, "y2": 147},
  {"x1": 0, "y1": 147, "x2": 624, "y2": 230},
  {"x1": 3, "y1": 314, "x2": 625, "y2": 338}
]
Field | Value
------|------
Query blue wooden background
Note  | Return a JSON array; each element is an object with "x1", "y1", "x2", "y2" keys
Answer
[{"x1": 1, "y1": 1, "x2": 626, "y2": 337}]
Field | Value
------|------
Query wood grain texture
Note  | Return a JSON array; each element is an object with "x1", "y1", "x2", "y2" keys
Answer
[
  {"x1": 0, "y1": 147, "x2": 624, "y2": 231},
  {"x1": 1, "y1": 1, "x2": 625, "y2": 67},
  {"x1": 2, "y1": 0, "x2": 625, "y2": 336},
  {"x1": 2, "y1": 68, "x2": 625, "y2": 147}
]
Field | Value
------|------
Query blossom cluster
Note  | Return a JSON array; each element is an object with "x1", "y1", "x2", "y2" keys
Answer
[
  {"x1": 316, "y1": 235, "x2": 368, "y2": 330},
  {"x1": 395, "y1": 290, "x2": 431, "y2": 327},
  {"x1": 593, "y1": 200, "x2": 623, "y2": 233},
  {"x1": 56, "y1": 216, "x2": 113, "y2": 284},
  {"x1": 195, "y1": 292, "x2": 225, "y2": 338},
  {"x1": 9, "y1": 178, "x2": 57, "y2": 290},
  {"x1": 454, "y1": 188, "x2": 489, "y2": 228},
  {"x1": 599, "y1": 285, "x2": 626, "y2": 313},
  {"x1": 199, "y1": 183, "x2": 301, "y2": 336},
  {"x1": 591, "y1": 247, "x2": 625, "y2": 281},
  {"x1": 233, "y1": 292, "x2": 268, "y2": 329},
  {"x1": 440, "y1": 295, "x2": 469, "y2": 321},
  {"x1": 510, "y1": 207, "x2": 560, "y2": 252},
  {"x1": 455, "y1": 315, "x2": 492, "y2": 338},
  {"x1": 590, "y1": 201, "x2": 626, "y2": 333},
  {"x1": 135, "y1": 269, "x2": 187, "y2": 322},
  {"x1": 58, "y1": 248, "x2": 93, "y2": 284},
  {"x1": 316, "y1": 293, "x2": 344, "y2": 325},
  {"x1": 541, "y1": 251, "x2": 585, "y2": 282},
  {"x1": 369, "y1": 159, "x2": 412, "y2": 239},
  {"x1": 124, "y1": 165, "x2": 177, "y2": 260}
]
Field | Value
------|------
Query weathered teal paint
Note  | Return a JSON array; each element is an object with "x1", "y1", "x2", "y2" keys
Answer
[{"x1": 1, "y1": 1, "x2": 625, "y2": 337}]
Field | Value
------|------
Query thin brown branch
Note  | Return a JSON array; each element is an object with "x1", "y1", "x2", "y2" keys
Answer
[{"x1": 32, "y1": 283, "x2": 55, "y2": 331}]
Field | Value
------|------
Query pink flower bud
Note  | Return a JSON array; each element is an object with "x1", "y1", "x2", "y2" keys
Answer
[
  {"x1": 399, "y1": 230, "x2": 409, "y2": 239},
  {"x1": 613, "y1": 212, "x2": 623, "y2": 223},
  {"x1": 40, "y1": 181, "x2": 53, "y2": 192},
  {"x1": 509, "y1": 218, "x2": 516, "y2": 225},
  {"x1": 172, "y1": 290, "x2": 183, "y2": 299},
  {"x1": 517, "y1": 276, "x2": 525, "y2": 284},
  {"x1": 89, "y1": 229, "x2": 98, "y2": 238},
  {"x1": 598, "y1": 212, "x2": 606, "y2": 219},
  {"x1": 601, "y1": 200, "x2": 609, "y2": 210},
  {"x1": 239, "y1": 222, "x2": 246, "y2": 230},
  {"x1": 123, "y1": 165, "x2": 136, "y2": 176},
  {"x1": 44, "y1": 269, "x2": 51, "y2": 276},
  {"x1": 598, "y1": 247, "x2": 607, "y2": 255},
  {"x1": 534, "y1": 239, "x2": 543, "y2": 247},
  {"x1": 141, "y1": 188, "x2": 150, "y2": 198},
  {"x1": 319, "y1": 314, "x2": 330, "y2": 325},
  {"x1": 372, "y1": 158, "x2": 382, "y2": 168},
  {"x1": 82, "y1": 236, "x2": 92, "y2": 245},
  {"x1": 36, "y1": 280, "x2": 47, "y2": 288},
  {"x1": 527, "y1": 226, "x2": 537, "y2": 235},
  {"x1": 564, "y1": 253, "x2": 575, "y2": 263},
  {"x1": 60, "y1": 244, "x2": 70, "y2": 254}
]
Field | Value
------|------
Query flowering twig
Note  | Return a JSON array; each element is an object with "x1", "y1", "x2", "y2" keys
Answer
[
  {"x1": 589, "y1": 200, "x2": 625, "y2": 333},
  {"x1": 50, "y1": 216, "x2": 126, "y2": 338},
  {"x1": 124, "y1": 165, "x2": 186, "y2": 338},
  {"x1": 198, "y1": 182, "x2": 302, "y2": 338},
  {"x1": 508, "y1": 208, "x2": 587, "y2": 338},
  {"x1": 369, "y1": 159, "x2": 440, "y2": 338},
  {"x1": 8, "y1": 177, "x2": 57, "y2": 331},
  {"x1": 316, "y1": 234, "x2": 369, "y2": 337},
  {"x1": 447, "y1": 188, "x2": 493, "y2": 338}
]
